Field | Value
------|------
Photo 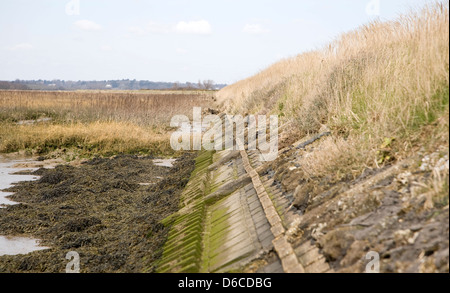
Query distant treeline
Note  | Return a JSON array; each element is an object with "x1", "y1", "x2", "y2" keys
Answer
[
  {"x1": 0, "y1": 81, "x2": 30, "y2": 90},
  {"x1": 0, "y1": 79, "x2": 227, "y2": 91}
]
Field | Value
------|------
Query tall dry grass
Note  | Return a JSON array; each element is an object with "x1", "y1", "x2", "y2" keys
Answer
[
  {"x1": 218, "y1": 2, "x2": 449, "y2": 176},
  {"x1": 0, "y1": 90, "x2": 214, "y2": 156},
  {"x1": 0, "y1": 121, "x2": 172, "y2": 156},
  {"x1": 0, "y1": 90, "x2": 214, "y2": 125}
]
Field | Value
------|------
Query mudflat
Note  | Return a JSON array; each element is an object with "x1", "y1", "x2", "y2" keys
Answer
[{"x1": 0, "y1": 152, "x2": 196, "y2": 272}]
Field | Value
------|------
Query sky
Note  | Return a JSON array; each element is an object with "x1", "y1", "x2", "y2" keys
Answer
[{"x1": 0, "y1": 0, "x2": 437, "y2": 84}]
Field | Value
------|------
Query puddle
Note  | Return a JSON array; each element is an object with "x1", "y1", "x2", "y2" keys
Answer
[
  {"x1": 153, "y1": 158, "x2": 177, "y2": 168},
  {"x1": 0, "y1": 156, "x2": 50, "y2": 255},
  {"x1": 0, "y1": 158, "x2": 40, "y2": 208},
  {"x1": 16, "y1": 117, "x2": 52, "y2": 125},
  {"x1": 0, "y1": 236, "x2": 49, "y2": 256},
  {"x1": 0, "y1": 192, "x2": 16, "y2": 206}
]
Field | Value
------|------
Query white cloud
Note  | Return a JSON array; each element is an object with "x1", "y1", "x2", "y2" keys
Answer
[
  {"x1": 8, "y1": 43, "x2": 33, "y2": 50},
  {"x1": 242, "y1": 24, "x2": 270, "y2": 34},
  {"x1": 74, "y1": 20, "x2": 102, "y2": 31},
  {"x1": 174, "y1": 20, "x2": 212, "y2": 35}
]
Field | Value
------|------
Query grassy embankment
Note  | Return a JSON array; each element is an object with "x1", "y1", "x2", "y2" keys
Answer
[
  {"x1": 0, "y1": 90, "x2": 214, "y2": 158},
  {"x1": 217, "y1": 3, "x2": 449, "y2": 198}
]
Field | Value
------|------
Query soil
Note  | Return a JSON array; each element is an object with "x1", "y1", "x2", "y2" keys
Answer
[{"x1": 0, "y1": 152, "x2": 196, "y2": 272}]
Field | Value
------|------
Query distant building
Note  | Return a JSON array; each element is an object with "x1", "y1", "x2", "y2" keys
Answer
[{"x1": 105, "y1": 84, "x2": 112, "y2": 89}]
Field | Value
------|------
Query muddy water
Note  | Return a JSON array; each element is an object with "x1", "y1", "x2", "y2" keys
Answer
[
  {"x1": 0, "y1": 236, "x2": 48, "y2": 255},
  {"x1": 153, "y1": 158, "x2": 177, "y2": 168},
  {"x1": 0, "y1": 158, "x2": 39, "y2": 207},
  {"x1": 0, "y1": 156, "x2": 48, "y2": 255}
]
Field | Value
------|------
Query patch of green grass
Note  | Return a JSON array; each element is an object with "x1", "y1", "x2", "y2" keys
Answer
[
  {"x1": 411, "y1": 85, "x2": 449, "y2": 129},
  {"x1": 350, "y1": 89, "x2": 369, "y2": 130},
  {"x1": 0, "y1": 108, "x2": 62, "y2": 123},
  {"x1": 278, "y1": 101, "x2": 285, "y2": 117},
  {"x1": 433, "y1": 175, "x2": 449, "y2": 208}
]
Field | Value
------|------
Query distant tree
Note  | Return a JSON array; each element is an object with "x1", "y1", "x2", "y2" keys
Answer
[
  {"x1": 202, "y1": 80, "x2": 214, "y2": 90},
  {"x1": 172, "y1": 81, "x2": 180, "y2": 90},
  {"x1": 110, "y1": 80, "x2": 119, "y2": 88},
  {"x1": 186, "y1": 82, "x2": 195, "y2": 90}
]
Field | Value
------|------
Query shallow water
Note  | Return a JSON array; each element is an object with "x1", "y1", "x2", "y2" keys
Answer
[
  {"x1": 0, "y1": 158, "x2": 39, "y2": 207},
  {"x1": 16, "y1": 117, "x2": 52, "y2": 125},
  {"x1": 153, "y1": 158, "x2": 177, "y2": 168},
  {"x1": 0, "y1": 236, "x2": 48, "y2": 255},
  {"x1": 0, "y1": 192, "x2": 15, "y2": 206},
  {"x1": 0, "y1": 156, "x2": 49, "y2": 256}
]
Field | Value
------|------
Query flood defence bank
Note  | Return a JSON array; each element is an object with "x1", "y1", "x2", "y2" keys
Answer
[
  {"x1": 156, "y1": 149, "x2": 279, "y2": 272},
  {"x1": 156, "y1": 146, "x2": 306, "y2": 273},
  {"x1": 156, "y1": 113, "x2": 331, "y2": 273},
  {"x1": 156, "y1": 114, "x2": 449, "y2": 273}
]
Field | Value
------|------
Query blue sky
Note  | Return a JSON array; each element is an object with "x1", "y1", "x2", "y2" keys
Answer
[{"x1": 0, "y1": 0, "x2": 436, "y2": 84}]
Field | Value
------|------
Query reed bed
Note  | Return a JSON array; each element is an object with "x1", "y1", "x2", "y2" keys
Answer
[{"x1": 0, "y1": 90, "x2": 214, "y2": 156}]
